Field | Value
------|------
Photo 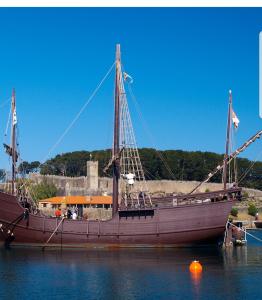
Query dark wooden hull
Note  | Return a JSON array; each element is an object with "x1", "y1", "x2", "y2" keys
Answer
[{"x1": 0, "y1": 191, "x2": 235, "y2": 248}]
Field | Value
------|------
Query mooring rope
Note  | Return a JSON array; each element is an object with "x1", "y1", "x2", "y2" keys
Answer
[{"x1": 42, "y1": 217, "x2": 65, "y2": 250}]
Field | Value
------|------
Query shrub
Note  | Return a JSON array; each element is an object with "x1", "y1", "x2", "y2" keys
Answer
[
  {"x1": 30, "y1": 181, "x2": 57, "y2": 203},
  {"x1": 231, "y1": 208, "x2": 238, "y2": 217},
  {"x1": 205, "y1": 188, "x2": 210, "y2": 193},
  {"x1": 243, "y1": 191, "x2": 249, "y2": 199},
  {"x1": 248, "y1": 203, "x2": 258, "y2": 217}
]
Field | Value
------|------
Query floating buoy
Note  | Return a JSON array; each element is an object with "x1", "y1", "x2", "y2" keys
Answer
[{"x1": 189, "y1": 260, "x2": 203, "y2": 273}]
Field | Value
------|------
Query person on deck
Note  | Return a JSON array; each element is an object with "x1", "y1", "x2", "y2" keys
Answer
[
  {"x1": 72, "y1": 210, "x2": 77, "y2": 220},
  {"x1": 55, "y1": 208, "x2": 61, "y2": 218},
  {"x1": 67, "y1": 208, "x2": 72, "y2": 219}
]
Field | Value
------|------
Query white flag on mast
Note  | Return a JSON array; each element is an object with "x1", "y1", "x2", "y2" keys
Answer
[
  {"x1": 123, "y1": 72, "x2": 133, "y2": 83},
  {"x1": 232, "y1": 110, "x2": 239, "y2": 128}
]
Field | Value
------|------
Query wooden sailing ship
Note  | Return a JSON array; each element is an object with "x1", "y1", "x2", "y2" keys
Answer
[{"x1": 0, "y1": 44, "x2": 255, "y2": 249}]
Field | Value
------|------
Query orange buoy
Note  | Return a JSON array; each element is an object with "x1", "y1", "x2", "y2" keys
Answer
[{"x1": 189, "y1": 260, "x2": 203, "y2": 273}]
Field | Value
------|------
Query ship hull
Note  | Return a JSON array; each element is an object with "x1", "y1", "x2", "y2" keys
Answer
[{"x1": 0, "y1": 191, "x2": 234, "y2": 248}]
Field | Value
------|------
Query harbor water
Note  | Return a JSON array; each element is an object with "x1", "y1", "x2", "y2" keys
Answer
[{"x1": 0, "y1": 231, "x2": 262, "y2": 300}]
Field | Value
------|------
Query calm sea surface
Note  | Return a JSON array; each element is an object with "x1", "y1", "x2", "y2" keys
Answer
[{"x1": 0, "y1": 231, "x2": 262, "y2": 300}]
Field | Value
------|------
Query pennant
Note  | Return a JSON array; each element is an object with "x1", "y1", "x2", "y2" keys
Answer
[
  {"x1": 232, "y1": 110, "x2": 239, "y2": 128},
  {"x1": 123, "y1": 72, "x2": 133, "y2": 84}
]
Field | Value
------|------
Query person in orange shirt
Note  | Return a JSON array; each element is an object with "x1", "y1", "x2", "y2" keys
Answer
[{"x1": 55, "y1": 208, "x2": 61, "y2": 218}]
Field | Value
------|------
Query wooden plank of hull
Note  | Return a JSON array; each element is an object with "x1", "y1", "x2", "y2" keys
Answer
[{"x1": 0, "y1": 191, "x2": 233, "y2": 247}]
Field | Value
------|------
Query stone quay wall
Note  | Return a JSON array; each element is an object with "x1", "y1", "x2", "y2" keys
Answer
[
  {"x1": 29, "y1": 173, "x2": 108, "y2": 196},
  {"x1": 29, "y1": 174, "x2": 262, "y2": 200}
]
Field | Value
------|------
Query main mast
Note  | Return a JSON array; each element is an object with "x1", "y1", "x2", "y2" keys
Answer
[
  {"x1": 112, "y1": 44, "x2": 121, "y2": 215},
  {"x1": 223, "y1": 90, "x2": 232, "y2": 190},
  {"x1": 11, "y1": 88, "x2": 17, "y2": 195}
]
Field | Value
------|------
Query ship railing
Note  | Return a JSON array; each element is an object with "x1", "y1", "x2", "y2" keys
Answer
[
  {"x1": 151, "y1": 187, "x2": 242, "y2": 208},
  {"x1": 118, "y1": 187, "x2": 241, "y2": 211}
]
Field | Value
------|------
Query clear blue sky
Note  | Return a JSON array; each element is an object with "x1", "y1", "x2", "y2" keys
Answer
[{"x1": 0, "y1": 8, "x2": 262, "y2": 169}]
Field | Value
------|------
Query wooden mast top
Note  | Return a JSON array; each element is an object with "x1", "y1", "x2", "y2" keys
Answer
[
  {"x1": 11, "y1": 88, "x2": 16, "y2": 195},
  {"x1": 223, "y1": 90, "x2": 232, "y2": 190},
  {"x1": 112, "y1": 44, "x2": 121, "y2": 215}
]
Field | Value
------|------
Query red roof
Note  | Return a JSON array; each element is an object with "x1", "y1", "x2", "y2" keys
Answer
[{"x1": 39, "y1": 195, "x2": 112, "y2": 205}]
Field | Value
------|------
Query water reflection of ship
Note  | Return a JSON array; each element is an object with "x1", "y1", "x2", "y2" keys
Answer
[{"x1": 223, "y1": 246, "x2": 248, "y2": 268}]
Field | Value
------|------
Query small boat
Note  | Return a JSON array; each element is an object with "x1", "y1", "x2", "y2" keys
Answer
[
  {"x1": 223, "y1": 221, "x2": 247, "y2": 247},
  {"x1": 0, "y1": 44, "x2": 260, "y2": 249},
  {"x1": 254, "y1": 221, "x2": 262, "y2": 228}
]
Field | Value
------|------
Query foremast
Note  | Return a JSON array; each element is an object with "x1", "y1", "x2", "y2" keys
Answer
[{"x1": 3, "y1": 88, "x2": 18, "y2": 195}]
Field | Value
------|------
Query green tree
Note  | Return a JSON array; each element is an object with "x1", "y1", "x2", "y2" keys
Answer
[
  {"x1": 19, "y1": 148, "x2": 262, "y2": 191},
  {"x1": 30, "y1": 181, "x2": 57, "y2": 202},
  {"x1": 18, "y1": 161, "x2": 40, "y2": 176}
]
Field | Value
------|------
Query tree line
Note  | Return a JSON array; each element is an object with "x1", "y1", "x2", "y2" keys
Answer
[{"x1": 17, "y1": 148, "x2": 262, "y2": 190}]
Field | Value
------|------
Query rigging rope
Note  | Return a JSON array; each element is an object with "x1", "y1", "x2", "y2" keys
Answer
[
  {"x1": 119, "y1": 64, "x2": 152, "y2": 206},
  {"x1": 228, "y1": 221, "x2": 262, "y2": 243},
  {"x1": 127, "y1": 82, "x2": 176, "y2": 180},
  {"x1": 4, "y1": 101, "x2": 12, "y2": 138},
  {"x1": 16, "y1": 157, "x2": 39, "y2": 207},
  {"x1": 0, "y1": 97, "x2": 11, "y2": 109},
  {"x1": 144, "y1": 168, "x2": 159, "y2": 180},
  {"x1": 41, "y1": 62, "x2": 115, "y2": 164},
  {"x1": 189, "y1": 129, "x2": 262, "y2": 194},
  {"x1": 238, "y1": 147, "x2": 262, "y2": 184},
  {"x1": 15, "y1": 62, "x2": 116, "y2": 195}
]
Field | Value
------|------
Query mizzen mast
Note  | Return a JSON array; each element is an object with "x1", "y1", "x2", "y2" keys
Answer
[
  {"x1": 112, "y1": 44, "x2": 121, "y2": 215},
  {"x1": 11, "y1": 88, "x2": 17, "y2": 195},
  {"x1": 223, "y1": 90, "x2": 232, "y2": 190}
]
